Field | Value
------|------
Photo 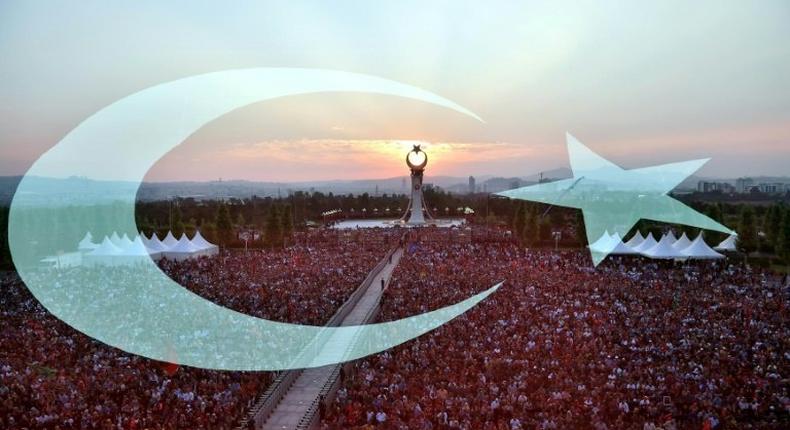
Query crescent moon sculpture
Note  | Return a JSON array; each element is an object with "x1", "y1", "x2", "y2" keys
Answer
[
  {"x1": 406, "y1": 145, "x2": 428, "y2": 171},
  {"x1": 7, "y1": 68, "x2": 499, "y2": 371}
]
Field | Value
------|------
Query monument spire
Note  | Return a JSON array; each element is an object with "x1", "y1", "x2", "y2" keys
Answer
[{"x1": 400, "y1": 144, "x2": 433, "y2": 225}]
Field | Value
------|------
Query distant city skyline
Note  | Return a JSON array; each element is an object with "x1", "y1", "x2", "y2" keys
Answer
[{"x1": 2, "y1": 1, "x2": 789, "y2": 181}]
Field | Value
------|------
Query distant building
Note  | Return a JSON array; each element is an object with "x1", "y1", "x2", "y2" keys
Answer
[
  {"x1": 697, "y1": 181, "x2": 714, "y2": 193},
  {"x1": 736, "y1": 177, "x2": 754, "y2": 193},
  {"x1": 758, "y1": 182, "x2": 785, "y2": 194},
  {"x1": 697, "y1": 180, "x2": 736, "y2": 194},
  {"x1": 468, "y1": 176, "x2": 476, "y2": 194}
]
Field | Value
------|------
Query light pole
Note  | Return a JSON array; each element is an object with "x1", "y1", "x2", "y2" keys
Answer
[{"x1": 552, "y1": 231, "x2": 562, "y2": 251}]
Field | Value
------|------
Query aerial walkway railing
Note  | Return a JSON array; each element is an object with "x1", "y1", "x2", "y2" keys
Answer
[{"x1": 236, "y1": 244, "x2": 400, "y2": 430}]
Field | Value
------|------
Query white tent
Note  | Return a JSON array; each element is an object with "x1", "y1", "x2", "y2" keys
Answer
[
  {"x1": 642, "y1": 233, "x2": 685, "y2": 259},
  {"x1": 115, "y1": 236, "x2": 162, "y2": 263},
  {"x1": 190, "y1": 230, "x2": 219, "y2": 256},
  {"x1": 681, "y1": 234, "x2": 724, "y2": 259},
  {"x1": 84, "y1": 236, "x2": 124, "y2": 266},
  {"x1": 589, "y1": 231, "x2": 615, "y2": 253},
  {"x1": 632, "y1": 233, "x2": 658, "y2": 253},
  {"x1": 162, "y1": 231, "x2": 179, "y2": 248},
  {"x1": 162, "y1": 234, "x2": 210, "y2": 261},
  {"x1": 665, "y1": 230, "x2": 678, "y2": 244},
  {"x1": 715, "y1": 234, "x2": 738, "y2": 252},
  {"x1": 109, "y1": 231, "x2": 123, "y2": 247},
  {"x1": 624, "y1": 231, "x2": 645, "y2": 249},
  {"x1": 671, "y1": 232, "x2": 693, "y2": 251},
  {"x1": 77, "y1": 232, "x2": 98, "y2": 251},
  {"x1": 144, "y1": 232, "x2": 168, "y2": 252},
  {"x1": 119, "y1": 233, "x2": 134, "y2": 250},
  {"x1": 607, "y1": 233, "x2": 639, "y2": 255}
]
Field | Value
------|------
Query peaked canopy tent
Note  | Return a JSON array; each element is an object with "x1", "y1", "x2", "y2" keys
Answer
[
  {"x1": 83, "y1": 236, "x2": 124, "y2": 266},
  {"x1": 162, "y1": 231, "x2": 179, "y2": 248},
  {"x1": 671, "y1": 232, "x2": 693, "y2": 251},
  {"x1": 190, "y1": 230, "x2": 219, "y2": 256},
  {"x1": 607, "y1": 233, "x2": 640, "y2": 255},
  {"x1": 109, "y1": 231, "x2": 123, "y2": 247},
  {"x1": 162, "y1": 234, "x2": 214, "y2": 261},
  {"x1": 597, "y1": 230, "x2": 730, "y2": 261},
  {"x1": 588, "y1": 231, "x2": 616, "y2": 254},
  {"x1": 77, "y1": 232, "x2": 98, "y2": 251},
  {"x1": 624, "y1": 231, "x2": 645, "y2": 249},
  {"x1": 681, "y1": 234, "x2": 724, "y2": 259},
  {"x1": 143, "y1": 232, "x2": 169, "y2": 253},
  {"x1": 117, "y1": 236, "x2": 163, "y2": 263},
  {"x1": 642, "y1": 233, "x2": 685, "y2": 259},
  {"x1": 590, "y1": 232, "x2": 639, "y2": 255},
  {"x1": 715, "y1": 234, "x2": 738, "y2": 252},
  {"x1": 119, "y1": 233, "x2": 134, "y2": 250},
  {"x1": 631, "y1": 233, "x2": 658, "y2": 253}
]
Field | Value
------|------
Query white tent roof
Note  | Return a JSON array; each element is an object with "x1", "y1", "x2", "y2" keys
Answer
[
  {"x1": 624, "y1": 231, "x2": 645, "y2": 249},
  {"x1": 681, "y1": 233, "x2": 724, "y2": 259},
  {"x1": 190, "y1": 230, "x2": 217, "y2": 250},
  {"x1": 589, "y1": 230, "x2": 615, "y2": 253},
  {"x1": 169, "y1": 234, "x2": 201, "y2": 253},
  {"x1": 88, "y1": 236, "x2": 123, "y2": 256},
  {"x1": 118, "y1": 236, "x2": 156, "y2": 256},
  {"x1": 608, "y1": 233, "x2": 639, "y2": 255},
  {"x1": 78, "y1": 232, "x2": 98, "y2": 250},
  {"x1": 109, "y1": 231, "x2": 123, "y2": 247},
  {"x1": 665, "y1": 230, "x2": 678, "y2": 244},
  {"x1": 671, "y1": 232, "x2": 693, "y2": 251},
  {"x1": 162, "y1": 231, "x2": 179, "y2": 248},
  {"x1": 144, "y1": 233, "x2": 168, "y2": 252},
  {"x1": 715, "y1": 234, "x2": 738, "y2": 251},
  {"x1": 642, "y1": 233, "x2": 684, "y2": 259},
  {"x1": 631, "y1": 233, "x2": 658, "y2": 253},
  {"x1": 119, "y1": 233, "x2": 134, "y2": 250}
]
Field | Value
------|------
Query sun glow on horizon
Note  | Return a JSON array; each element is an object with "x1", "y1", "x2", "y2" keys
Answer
[{"x1": 145, "y1": 139, "x2": 540, "y2": 182}]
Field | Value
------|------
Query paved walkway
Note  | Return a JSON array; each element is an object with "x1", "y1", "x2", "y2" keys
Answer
[{"x1": 262, "y1": 248, "x2": 403, "y2": 430}]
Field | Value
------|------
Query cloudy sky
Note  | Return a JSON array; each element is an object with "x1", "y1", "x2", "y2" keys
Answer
[{"x1": 1, "y1": 1, "x2": 788, "y2": 182}]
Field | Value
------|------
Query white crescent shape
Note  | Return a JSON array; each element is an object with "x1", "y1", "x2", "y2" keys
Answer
[{"x1": 8, "y1": 68, "x2": 500, "y2": 370}]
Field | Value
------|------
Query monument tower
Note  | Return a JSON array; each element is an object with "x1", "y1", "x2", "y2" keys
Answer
[{"x1": 400, "y1": 144, "x2": 433, "y2": 225}]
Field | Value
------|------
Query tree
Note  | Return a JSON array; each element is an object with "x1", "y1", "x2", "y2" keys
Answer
[
  {"x1": 0, "y1": 206, "x2": 10, "y2": 269},
  {"x1": 236, "y1": 213, "x2": 246, "y2": 228},
  {"x1": 522, "y1": 208, "x2": 539, "y2": 247},
  {"x1": 765, "y1": 204, "x2": 783, "y2": 249},
  {"x1": 264, "y1": 205, "x2": 283, "y2": 248},
  {"x1": 215, "y1": 202, "x2": 233, "y2": 245},
  {"x1": 737, "y1": 206, "x2": 758, "y2": 254},
  {"x1": 171, "y1": 203, "x2": 185, "y2": 237},
  {"x1": 575, "y1": 211, "x2": 586, "y2": 246},
  {"x1": 539, "y1": 218, "x2": 552, "y2": 242},
  {"x1": 281, "y1": 205, "x2": 295, "y2": 239},
  {"x1": 512, "y1": 203, "x2": 524, "y2": 236},
  {"x1": 776, "y1": 208, "x2": 790, "y2": 263}
]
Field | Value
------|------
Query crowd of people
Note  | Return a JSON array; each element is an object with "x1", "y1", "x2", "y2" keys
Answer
[
  {"x1": 0, "y1": 230, "x2": 393, "y2": 429},
  {"x1": 323, "y1": 240, "x2": 789, "y2": 429},
  {"x1": 2, "y1": 225, "x2": 788, "y2": 429},
  {"x1": 160, "y1": 237, "x2": 390, "y2": 325}
]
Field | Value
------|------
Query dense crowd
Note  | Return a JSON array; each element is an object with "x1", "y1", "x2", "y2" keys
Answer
[
  {"x1": 160, "y1": 238, "x2": 389, "y2": 325},
  {"x1": 324, "y1": 241, "x2": 789, "y2": 429},
  {"x1": 0, "y1": 231, "x2": 392, "y2": 429}
]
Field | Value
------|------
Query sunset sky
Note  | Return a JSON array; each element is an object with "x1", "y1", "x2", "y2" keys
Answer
[{"x1": 1, "y1": 1, "x2": 788, "y2": 182}]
